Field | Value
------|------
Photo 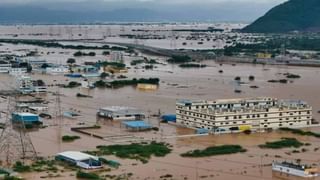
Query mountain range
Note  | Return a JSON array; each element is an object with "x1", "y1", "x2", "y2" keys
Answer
[{"x1": 243, "y1": 0, "x2": 320, "y2": 33}]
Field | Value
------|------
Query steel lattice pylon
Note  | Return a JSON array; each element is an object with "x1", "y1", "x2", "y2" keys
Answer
[{"x1": 0, "y1": 96, "x2": 37, "y2": 166}]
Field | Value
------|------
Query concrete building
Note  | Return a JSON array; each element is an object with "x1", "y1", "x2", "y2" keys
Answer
[
  {"x1": 98, "y1": 106, "x2": 145, "y2": 120},
  {"x1": 46, "y1": 66, "x2": 69, "y2": 75},
  {"x1": 110, "y1": 51, "x2": 124, "y2": 62},
  {"x1": 16, "y1": 76, "x2": 34, "y2": 94},
  {"x1": 0, "y1": 63, "x2": 12, "y2": 73},
  {"x1": 56, "y1": 151, "x2": 102, "y2": 169},
  {"x1": 9, "y1": 67, "x2": 27, "y2": 76},
  {"x1": 272, "y1": 161, "x2": 318, "y2": 178},
  {"x1": 176, "y1": 97, "x2": 312, "y2": 133}
]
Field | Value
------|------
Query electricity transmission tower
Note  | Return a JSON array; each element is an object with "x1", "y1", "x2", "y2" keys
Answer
[
  {"x1": 0, "y1": 95, "x2": 37, "y2": 166},
  {"x1": 54, "y1": 88, "x2": 63, "y2": 152}
]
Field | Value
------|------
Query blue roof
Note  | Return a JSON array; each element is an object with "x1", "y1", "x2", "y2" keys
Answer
[
  {"x1": 161, "y1": 114, "x2": 176, "y2": 122},
  {"x1": 122, "y1": 121, "x2": 151, "y2": 129}
]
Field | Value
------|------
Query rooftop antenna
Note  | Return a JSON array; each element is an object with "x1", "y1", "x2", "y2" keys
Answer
[{"x1": 0, "y1": 94, "x2": 37, "y2": 166}]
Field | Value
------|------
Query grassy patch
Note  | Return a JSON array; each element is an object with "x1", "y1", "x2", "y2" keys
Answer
[
  {"x1": 76, "y1": 171, "x2": 101, "y2": 180},
  {"x1": 64, "y1": 81, "x2": 81, "y2": 88},
  {"x1": 31, "y1": 159, "x2": 58, "y2": 172},
  {"x1": 279, "y1": 128, "x2": 320, "y2": 138},
  {"x1": 167, "y1": 55, "x2": 192, "y2": 64},
  {"x1": 89, "y1": 141, "x2": 171, "y2": 163},
  {"x1": 179, "y1": 64, "x2": 207, "y2": 68},
  {"x1": 259, "y1": 138, "x2": 304, "y2": 149},
  {"x1": 181, "y1": 145, "x2": 246, "y2": 157},
  {"x1": 12, "y1": 161, "x2": 31, "y2": 172},
  {"x1": 62, "y1": 135, "x2": 81, "y2": 142}
]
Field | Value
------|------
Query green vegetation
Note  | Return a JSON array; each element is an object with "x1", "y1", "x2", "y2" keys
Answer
[
  {"x1": 0, "y1": 168, "x2": 9, "y2": 176},
  {"x1": 67, "y1": 58, "x2": 76, "y2": 64},
  {"x1": 100, "y1": 72, "x2": 109, "y2": 79},
  {"x1": 130, "y1": 59, "x2": 144, "y2": 66},
  {"x1": 64, "y1": 81, "x2": 81, "y2": 88},
  {"x1": 99, "y1": 61, "x2": 126, "y2": 69},
  {"x1": 167, "y1": 55, "x2": 192, "y2": 64},
  {"x1": 179, "y1": 64, "x2": 207, "y2": 68},
  {"x1": 13, "y1": 161, "x2": 31, "y2": 172},
  {"x1": 31, "y1": 159, "x2": 58, "y2": 172},
  {"x1": 249, "y1": 75, "x2": 255, "y2": 81},
  {"x1": 89, "y1": 141, "x2": 172, "y2": 163},
  {"x1": 259, "y1": 138, "x2": 304, "y2": 149},
  {"x1": 279, "y1": 128, "x2": 320, "y2": 138},
  {"x1": 102, "y1": 51, "x2": 110, "y2": 55},
  {"x1": 131, "y1": 59, "x2": 160, "y2": 66},
  {"x1": 62, "y1": 135, "x2": 81, "y2": 142},
  {"x1": 73, "y1": 51, "x2": 96, "y2": 57},
  {"x1": 268, "y1": 79, "x2": 288, "y2": 84},
  {"x1": 76, "y1": 93, "x2": 93, "y2": 98},
  {"x1": 181, "y1": 145, "x2": 246, "y2": 157},
  {"x1": 94, "y1": 80, "x2": 106, "y2": 88},
  {"x1": 3, "y1": 176, "x2": 21, "y2": 180},
  {"x1": 98, "y1": 158, "x2": 120, "y2": 168},
  {"x1": 95, "y1": 78, "x2": 160, "y2": 88},
  {"x1": 76, "y1": 171, "x2": 101, "y2": 180},
  {"x1": 109, "y1": 78, "x2": 160, "y2": 88},
  {"x1": 0, "y1": 39, "x2": 127, "y2": 51},
  {"x1": 243, "y1": 0, "x2": 320, "y2": 33},
  {"x1": 284, "y1": 73, "x2": 301, "y2": 79},
  {"x1": 225, "y1": 35, "x2": 320, "y2": 56}
]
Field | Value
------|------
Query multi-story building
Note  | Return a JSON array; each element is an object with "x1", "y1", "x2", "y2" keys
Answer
[
  {"x1": 176, "y1": 97, "x2": 312, "y2": 133},
  {"x1": 0, "y1": 63, "x2": 12, "y2": 73},
  {"x1": 16, "y1": 76, "x2": 34, "y2": 94}
]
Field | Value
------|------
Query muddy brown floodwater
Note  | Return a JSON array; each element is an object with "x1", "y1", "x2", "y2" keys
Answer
[{"x1": 1, "y1": 59, "x2": 320, "y2": 180}]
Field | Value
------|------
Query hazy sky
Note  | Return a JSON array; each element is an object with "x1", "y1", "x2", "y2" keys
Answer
[
  {"x1": 0, "y1": 0, "x2": 287, "y2": 5},
  {"x1": 0, "y1": 0, "x2": 289, "y2": 22}
]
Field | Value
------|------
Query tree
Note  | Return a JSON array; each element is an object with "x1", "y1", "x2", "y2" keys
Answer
[
  {"x1": 100, "y1": 72, "x2": 109, "y2": 79},
  {"x1": 67, "y1": 58, "x2": 76, "y2": 64},
  {"x1": 41, "y1": 63, "x2": 50, "y2": 69}
]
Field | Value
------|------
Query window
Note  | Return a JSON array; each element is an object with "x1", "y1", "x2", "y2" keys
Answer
[
  {"x1": 242, "y1": 121, "x2": 246, "y2": 124},
  {"x1": 264, "y1": 114, "x2": 268, "y2": 117},
  {"x1": 225, "y1": 116, "x2": 229, "y2": 120},
  {"x1": 246, "y1": 115, "x2": 250, "y2": 118},
  {"x1": 279, "y1": 113, "x2": 282, "y2": 116}
]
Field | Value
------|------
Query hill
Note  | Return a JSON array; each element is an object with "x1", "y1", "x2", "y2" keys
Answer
[{"x1": 242, "y1": 0, "x2": 320, "y2": 33}]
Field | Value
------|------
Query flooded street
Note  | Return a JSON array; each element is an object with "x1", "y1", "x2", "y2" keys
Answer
[
  {"x1": 1, "y1": 58, "x2": 320, "y2": 179},
  {"x1": 0, "y1": 26, "x2": 320, "y2": 179}
]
